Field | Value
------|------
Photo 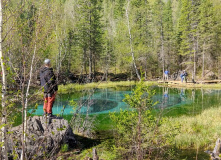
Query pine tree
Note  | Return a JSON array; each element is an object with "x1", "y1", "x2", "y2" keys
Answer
[
  {"x1": 152, "y1": 0, "x2": 166, "y2": 78},
  {"x1": 75, "y1": 0, "x2": 103, "y2": 80},
  {"x1": 198, "y1": 0, "x2": 217, "y2": 80},
  {"x1": 130, "y1": 0, "x2": 153, "y2": 79},
  {"x1": 163, "y1": 0, "x2": 175, "y2": 71},
  {"x1": 177, "y1": 0, "x2": 191, "y2": 59},
  {"x1": 177, "y1": 0, "x2": 200, "y2": 81}
]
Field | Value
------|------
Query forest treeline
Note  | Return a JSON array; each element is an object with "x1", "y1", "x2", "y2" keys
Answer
[{"x1": 2, "y1": 0, "x2": 221, "y2": 82}]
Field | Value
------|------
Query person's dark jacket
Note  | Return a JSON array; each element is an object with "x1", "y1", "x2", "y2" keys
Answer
[{"x1": 40, "y1": 67, "x2": 58, "y2": 95}]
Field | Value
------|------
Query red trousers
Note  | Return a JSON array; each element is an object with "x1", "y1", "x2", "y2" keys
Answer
[{"x1": 43, "y1": 93, "x2": 56, "y2": 114}]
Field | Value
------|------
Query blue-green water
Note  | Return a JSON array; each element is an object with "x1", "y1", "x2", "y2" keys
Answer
[
  {"x1": 30, "y1": 86, "x2": 221, "y2": 117},
  {"x1": 28, "y1": 86, "x2": 219, "y2": 160}
]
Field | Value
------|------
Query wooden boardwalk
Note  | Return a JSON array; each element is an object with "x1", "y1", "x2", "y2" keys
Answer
[{"x1": 158, "y1": 80, "x2": 221, "y2": 85}]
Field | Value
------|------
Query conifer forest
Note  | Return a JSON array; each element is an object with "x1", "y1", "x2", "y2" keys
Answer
[{"x1": 2, "y1": 0, "x2": 221, "y2": 81}]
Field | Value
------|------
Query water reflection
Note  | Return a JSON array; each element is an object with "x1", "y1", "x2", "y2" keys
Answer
[
  {"x1": 180, "y1": 88, "x2": 186, "y2": 101},
  {"x1": 31, "y1": 87, "x2": 221, "y2": 116},
  {"x1": 153, "y1": 87, "x2": 189, "y2": 109},
  {"x1": 163, "y1": 87, "x2": 169, "y2": 106}
]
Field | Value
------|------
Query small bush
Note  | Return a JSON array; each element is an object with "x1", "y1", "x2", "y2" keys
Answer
[{"x1": 61, "y1": 144, "x2": 69, "y2": 153}]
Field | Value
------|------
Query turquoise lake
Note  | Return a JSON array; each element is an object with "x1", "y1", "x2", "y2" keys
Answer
[
  {"x1": 30, "y1": 86, "x2": 221, "y2": 117},
  {"x1": 28, "y1": 85, "x2": 220, "y2": 159}
]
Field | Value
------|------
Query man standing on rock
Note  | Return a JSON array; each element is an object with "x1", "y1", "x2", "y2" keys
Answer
[{"x1": 40, "y1": 59, "x2": 58, "y2": 117}]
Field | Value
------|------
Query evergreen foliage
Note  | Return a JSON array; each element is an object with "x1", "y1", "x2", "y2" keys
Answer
[{"x1": 1, "y1": 0, "x2": 219, "y2": 80}]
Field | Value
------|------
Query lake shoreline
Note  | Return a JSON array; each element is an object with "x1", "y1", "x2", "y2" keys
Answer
[
  {"x1": 58, "y1": 80, "x2": 221, "y2": 94},
  {"x1": 30, "y1": 83, "x2": 221, "y2": 160}
]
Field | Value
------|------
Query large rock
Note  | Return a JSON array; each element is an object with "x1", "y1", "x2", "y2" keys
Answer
[{"x1": 8, "y1": 116, "x2": 76, "y2": 159}]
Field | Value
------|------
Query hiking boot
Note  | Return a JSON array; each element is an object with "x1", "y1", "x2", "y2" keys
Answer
[
  {"x1": 43, "y1": 112, "x2": 47, "y2": 117},
  {"x1": 47, "y1": 113, "x2": 55, "y2": 118}
]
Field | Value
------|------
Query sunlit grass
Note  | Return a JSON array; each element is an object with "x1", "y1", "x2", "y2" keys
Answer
[
  {"x1": 58, "y1": 81, "x2": 158, "y2": 93},
  {"x1": 161, "y1": 106, "x2": 221, "y2": 150},
  {"x1": 59, "y1": 80, "x2": 221, "y2": 94}
]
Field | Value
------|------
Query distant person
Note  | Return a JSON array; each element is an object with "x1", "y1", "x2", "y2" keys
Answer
[
  {"x1": 180, "y1": 71, "x2": 184, "y2": 83},
  {"x1": 164, "y1": 69, "x2": 169, "y2": 81},
  {"x1": 40, "y1": 59, "x2": 58, "y2": 117},
  {"x1": 180, "y1": 70, "x2": 188, "y2": 83},
  {"x1": 183, "y1": 70, "x2": 188, "y2": 83}
]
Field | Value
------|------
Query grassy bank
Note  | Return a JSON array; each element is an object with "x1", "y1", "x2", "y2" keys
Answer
[
  {"x1": 58, "y1": 81, "x2": 221, "y2": 94},
  {"x1": 68, "y1": 106, "x2": 219, "y2": 159},
  {"x1": 58, "y1": 81, "x2": 158, "y2": 93},
  {"x1": 55, "y1": 81, "x2": 221, "y2": 159},
  {"x1": 161, "y1": 106, "x2": 221, "y2": 150},
  {"x1": 58, "y1": 106, "x2": 219, "y2": 160}
]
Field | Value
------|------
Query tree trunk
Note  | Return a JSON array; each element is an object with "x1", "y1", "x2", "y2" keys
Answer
[
  {"x1": 0, "y1": 1, "x2": 8, "y2": 159},
  {"x1": 21, "y1": 52, "x2": 26, "y2": 160},
  {"x1": 22, "y1": 43, "x2": 37, "y2": 159},
  {"x1": 93, "y1": 54, "x2": 95, "y2": 80},
  {"x1": 89, "y1": 50, "x2": 92, "y2": 80},
  {"x1": 192, "y1": 36, "x2": 196, "y2": 82},
  {"x1": 218, "y1": 56, "x2": 221, "y2": 79},
  {"x1": 145, "y1": 56, "x2": 147, "y2": 80},
  {"x1": 89, "y1": 2, "x2": 92, "y2": 80},
  {"x1": 137, "y1": 108, "x2": 142, "y2": 160},
  {"x1": 160, "y1": 19, "x2": 165, "y2": 81},
  {"x1": 126, "y1": 0, "x2": 141, "y2": 81},
  {"x1": 202, "y1": 41, "x2": 205, "y2": 83},
  {"x1": 83, "y1": 48, "x2": 87, "y2": 76}
]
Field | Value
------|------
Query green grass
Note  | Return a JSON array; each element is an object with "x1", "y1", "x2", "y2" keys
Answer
[
  {"x1": 94, "y1": 113, "x2": 114, "y2": 131},
  {"x1": 75, "y1": 140, "x2": 117, "y2": 160},
  {"x1": 58, "y1": 81, "x2": 221, "y2": 95},
  {"x1": 64, "y1": 107, "x2": 217, "y2": 160},
  {"x1": 62, "y1": 113, "x2": 113, "y2": 131},
  {"x1": 160, "y1": 106, "x2": 221, "y2": 150},
  {"x1": 58, "y1": 81, "x2": 158, "y2": 93},
  {"x1": 70, "y1": 107, "x2": 219, "y2": 159},
  {"x1": 64, "y1": 106, "x2": 221, "y2": 151}
]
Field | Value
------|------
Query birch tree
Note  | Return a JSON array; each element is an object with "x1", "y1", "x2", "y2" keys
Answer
[
  {"x1": 126, "y1": 0, "x2": 141, "y2": 81},
  {"x1": 0, "y1": 0, "x2": 8, "y2": 159}
]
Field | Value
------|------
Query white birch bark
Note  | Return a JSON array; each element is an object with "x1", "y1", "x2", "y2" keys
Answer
[
  {"x1": 126, "y1": 0, "x2": 141, "y2": 81},
  {"x1": 21, "y1": 6, "x2": 40, "y2": 159},
  {"x1": 20, "y1": 43, "x2": 37, "y2": 160},
  {"x1": 0, "y1": 0, "x2": 8, "y2": 159}
]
